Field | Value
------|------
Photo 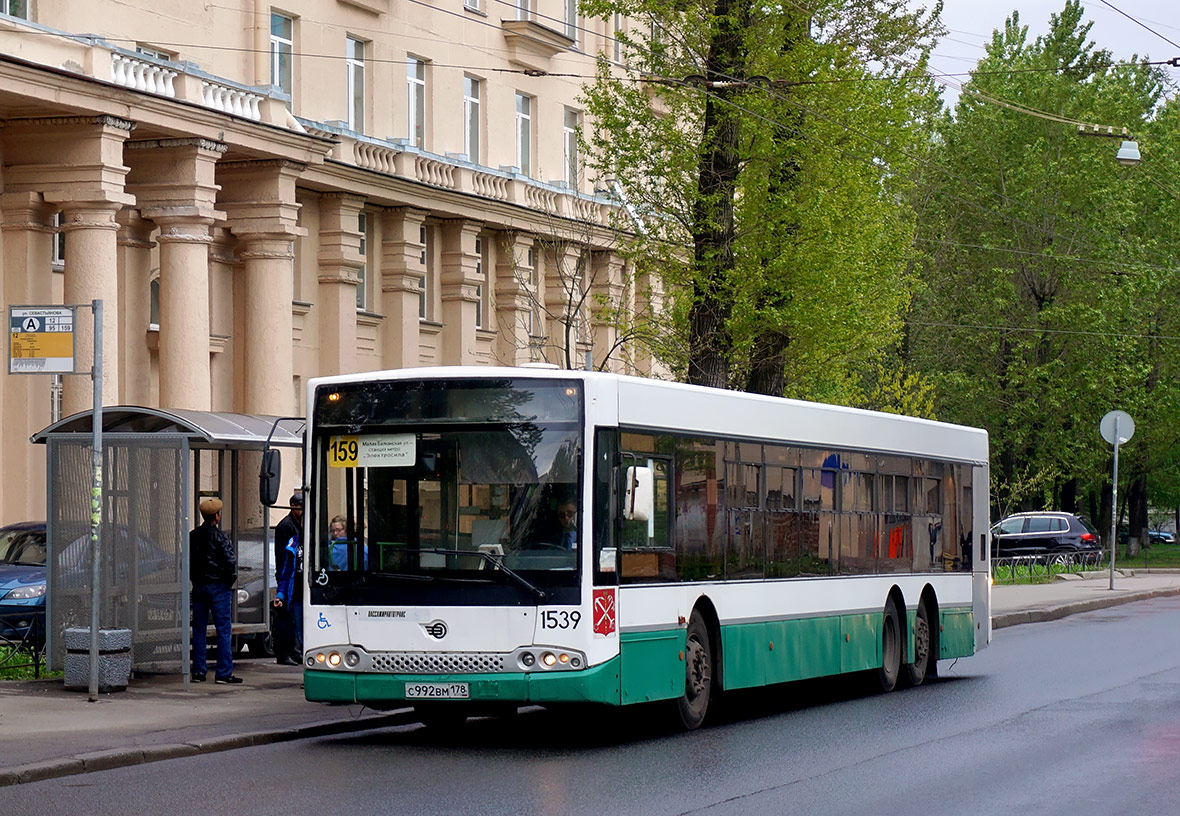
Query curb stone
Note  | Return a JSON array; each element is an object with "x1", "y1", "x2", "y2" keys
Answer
[
  {"x1": 992, "y1": 587, "x2": 1180, "y2": 629},
  {"x1": 0, "y1": 710, "x2": 414, "y2": 787}
]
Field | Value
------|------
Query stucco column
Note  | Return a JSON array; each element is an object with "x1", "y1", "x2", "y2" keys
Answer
[
  {"x1": 209, "y1": 227, "x2": 237, "y2": 412},
  {"x1": 238, "y1": 236, "x2": 298, "y2": 415},
  {"x1": 153, "y1": 220, "x2": 215, "y2": 409},
  {"x1": 217, "y1": 160, "x2": 307, "y2": 417},
  {"x1": 379, "y1": 207, "x2": 428, "y2": 369},
  {"x1": 116, "y1": 210, "x2": 156, "y2": 405},
  {"x1": 439, "y1": 219, "x2": 484, "y2": 366},
  {"x1": 543, "y1": 242, "x2": 585, "y2": 368},
  {"x1": 58, "y1": 202, "x2": 125, "y2": 414},
  {"x1": 590, "y1": 250, "x2": 626, "y2": 371},
  {"x1": 494, "y1": 231, "x2": 535, "y2": 366},
  {"x1": 0, "y1": 193, "x2": 56, "y2": 522},
  {"x1": 317, "y1": 193, "x2": 366, "y2": 376}
]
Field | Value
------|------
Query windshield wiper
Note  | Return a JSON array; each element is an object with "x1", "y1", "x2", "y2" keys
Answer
[{"x1": 415, "y1": 548, "x2": 547, "y2": 602}]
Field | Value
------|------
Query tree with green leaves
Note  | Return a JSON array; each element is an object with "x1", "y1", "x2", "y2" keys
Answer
[
  {"x1": 580, "y1": 0, "x2": 943, "y2": 401},
  {"x1": 910, "y1": 0, "x2": 1177, "y2": 533}
]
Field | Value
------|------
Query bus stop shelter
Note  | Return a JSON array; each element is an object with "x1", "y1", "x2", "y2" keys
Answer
[{"x1": 33, "y1": 407, "x2": 303, "y2": 679}]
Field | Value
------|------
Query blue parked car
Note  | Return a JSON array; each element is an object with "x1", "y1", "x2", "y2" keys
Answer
[{"x1": 0, "y1": 521, "x2": 47, "y2": 647}]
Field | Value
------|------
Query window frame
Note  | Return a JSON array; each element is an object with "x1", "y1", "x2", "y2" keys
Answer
[
  {"x1": 270, "y1": 12, "x2": 294, "y2": 102},
  {"x1": 406, "y1": 57, "x2": 426, "y2": 148},
  {"x1": 356, "y1": 211, "x2": 369, "y2": 311},
  {"x1": 346, "y1": 37, "x2": 366, "y2": 133},
  {"x1": 515, "y1": 92, "x2": 532, "y2": 176},
  {"x1": 463, "y1": 75, "x2": 482, "y2": 163},
  {"x1": 563, "y1": 108, "x2": 580, "y2": 188}
]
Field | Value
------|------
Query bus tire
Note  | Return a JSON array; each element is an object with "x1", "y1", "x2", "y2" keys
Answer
[
  {"x1": 905, "y1": 600, "x2": 932, "y2": 687},
  {"x1": 414, "y1": 703, "x2": 468, "y2": 730},
  {"x1": 878, "y1": 598, "x2": 902, "y2": 693},
  {"x1": 676, "y1": 610, "x2": 714, "y2": 730}
]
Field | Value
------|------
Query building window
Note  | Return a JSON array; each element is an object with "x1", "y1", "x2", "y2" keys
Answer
[
  {"x1": 419, "y1": 225, "x2": 430, "y2": 320},
  {"x1": 270, "y1": 12, "x2": 294, "y2": 103},
  {"x1": 149, "y1": 276, "x2": 160, "y2": 330},
  {"x1": 527, "y1": 246, "x2": 539, "y2": 337},
  {"x1": 346, "y1": 37, "x2": 365, "y2": 133},
  {"x1": 136, "y1": 45, "x2": 173, "y2": 61},
  {"x1": 50, "y1": 375, "x2": 62, "y2": 423},
  {"x1": 51, "y1": 212, "x2": 65, "y2": 269},
  {"x1": 406, "y1": 58, "x2": 426, "y2": 148},
  {"x1": 356, "y1": 212, "x2": 368, "y2": 311},
  {"x1": 564, "y1": 0, "x2": 577, "y2": 42},
  {"x1": 463, "y1": 76, "x2": 481, "y2": 163},
  {"x1": 1, "y1": 0, "x2": 28, "y2": 19},
  {"x1": 475, "y1": 236, "x2": 487, "y2": 329},
  {"x1": 612, "y1": 13, "x2": 623, "y2": 62},
  {"x1": 563, "y1": 108, "x2": 580, "y2": 188},
  {"x1": 463, "y1": 0, "x2": 480, "y2": 9},
  {"x1": 515, "y1": 93, "x2": 532, "y2": 176},
  {"x1": 515, "y1": 0, "x2": 529, "y2": 21}
]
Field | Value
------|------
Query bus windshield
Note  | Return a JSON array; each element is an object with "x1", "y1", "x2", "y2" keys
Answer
[{"x1": 308, "y1": 378, "x2": 583, "y2": 606}]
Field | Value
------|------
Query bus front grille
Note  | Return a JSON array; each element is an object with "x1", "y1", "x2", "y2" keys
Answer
[{"x1": 371, "y1": 652, "x2": 508, "y2": 674}]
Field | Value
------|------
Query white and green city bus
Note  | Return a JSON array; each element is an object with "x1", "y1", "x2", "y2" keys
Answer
[{"x1": 294, "y1": 366, "x2": 990, "y2": 728}]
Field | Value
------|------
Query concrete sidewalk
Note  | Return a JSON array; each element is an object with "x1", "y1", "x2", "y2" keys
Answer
[{"x1": 4, "y1": 569, "x2": 1179, "y2": 787}]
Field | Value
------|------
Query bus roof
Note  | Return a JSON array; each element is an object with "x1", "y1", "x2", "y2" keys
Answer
[{"x1": 306, "y1": 366, "x2": 988, "y2": 465}]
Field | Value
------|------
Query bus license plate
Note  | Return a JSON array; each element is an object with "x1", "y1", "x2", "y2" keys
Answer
[{"x1": 405, "y1": 682, "x2": 470, "y2": 700}]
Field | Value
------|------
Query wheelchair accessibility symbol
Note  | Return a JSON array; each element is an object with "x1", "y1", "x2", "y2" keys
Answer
[{"x1": 317, "y1": 612, "x2": 331, "y2": 630}]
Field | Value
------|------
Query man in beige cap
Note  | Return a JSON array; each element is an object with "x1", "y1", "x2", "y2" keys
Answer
[{"x1": 190, "y1": 497, "x2": 242, "y2": 684}]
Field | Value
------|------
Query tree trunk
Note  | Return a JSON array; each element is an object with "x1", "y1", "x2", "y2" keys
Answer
[{"x1": 685, "y1": 0, "x2": 750, "y2": 389}]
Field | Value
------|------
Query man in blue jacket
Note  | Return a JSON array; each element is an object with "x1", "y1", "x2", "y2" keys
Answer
[
  {"x1": 272, "y1": 492, "x2": 303, "y2": 666},
  {"x1": 190, "y1": 497, "x2": 242, "y2": 684}
]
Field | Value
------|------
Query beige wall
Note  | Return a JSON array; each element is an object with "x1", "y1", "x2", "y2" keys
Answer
[{"x1": 0, "y1": 1, "x2": 664, "y2": 524}]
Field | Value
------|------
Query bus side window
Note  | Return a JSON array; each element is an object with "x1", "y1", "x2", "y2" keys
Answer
[{"x1": 620, "y1": 458, "x2": 673, "y2": 581}]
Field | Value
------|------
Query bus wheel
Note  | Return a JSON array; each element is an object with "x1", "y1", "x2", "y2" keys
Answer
[
  {"x1": 414, "y1": 704, "x2": 468, "y2": 730},
  {"x1": 878, "y1": 598, "x2": 902, "y2": 693},
  {"x1": 676, "y1": 611, "x2": 713, "y2": 730},
  {"x1": 905, "y1": 600, "x2": 932, "y2": 687}
]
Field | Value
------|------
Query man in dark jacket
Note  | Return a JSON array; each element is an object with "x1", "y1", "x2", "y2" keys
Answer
[
  {"x1": 190, "y1": 497, "x2": 242, "y2": 684},
  {"x1": 272, "y1": 492, "x2": 303, "y2": 666}
]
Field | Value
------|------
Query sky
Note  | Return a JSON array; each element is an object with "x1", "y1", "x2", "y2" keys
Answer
[{"x1": 922, "y1": 0, "x2": 1180, "y2": 107}]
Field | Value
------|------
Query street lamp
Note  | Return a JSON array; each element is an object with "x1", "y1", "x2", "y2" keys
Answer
[
  {"x1": 1077, "y1": 124, "x2": 1140, "y2": 166},
  {"x1": 1116, "y1": 139, "x2": 1141, "y2": 166}
]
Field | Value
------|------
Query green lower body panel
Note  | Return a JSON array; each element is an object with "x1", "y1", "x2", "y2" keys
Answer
[
  {"x1": 938, "y1": 607, "x2": 975, "y2": 659},
  {"x1": 720, "y1": 613, "x2": 880, "y2": 691},
  {"x1": 305, "y1": 657, "x2": 622, "y2": 707},
  {"x1": 620, "y1": 629, "x2": 686, "y2": 704}
]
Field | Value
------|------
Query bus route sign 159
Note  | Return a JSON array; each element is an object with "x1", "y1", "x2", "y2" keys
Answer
[{"x1": 8, "y1": 306, "x2": 75, "y2": 374}]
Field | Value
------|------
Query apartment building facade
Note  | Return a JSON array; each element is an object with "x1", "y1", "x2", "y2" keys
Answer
[{"x1": 0, "y1": 0, "x2": 661, "y2": 523}]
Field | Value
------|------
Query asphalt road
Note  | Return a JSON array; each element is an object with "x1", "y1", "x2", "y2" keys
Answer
[{"x1": 11, "y1": 595, "x2": 1180, "y2": 816}]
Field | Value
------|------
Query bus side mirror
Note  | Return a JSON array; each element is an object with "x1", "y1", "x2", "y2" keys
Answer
[
  {"x1": 259, "y1": 449, "x2": 281, "y2": 507},
  {"x1": 623, "y1": 466, "x2": 653, "y2": 522}
]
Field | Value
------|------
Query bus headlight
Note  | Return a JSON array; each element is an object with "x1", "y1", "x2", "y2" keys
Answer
[
  {"x1": 327, "y1": 651, "x2": 342, "y2": 667},
  {"x1": 345, "y1": 651, "x2": 360, "y2": 667}
]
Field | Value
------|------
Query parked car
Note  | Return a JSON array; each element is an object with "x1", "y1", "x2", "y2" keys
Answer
[
  {"x1": 990, "y1": 511, "x2": 1103, "y2": 561},
  {"x1": 0, "y1": 521, "x2": 47, "y2": 647},
  {"x1": 1148, "y1": 530, "x2": 1175, "y2": 545}
]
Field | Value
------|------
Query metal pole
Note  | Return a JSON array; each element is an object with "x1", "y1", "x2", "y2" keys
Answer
[
  {"x1": 88, "y1": 300, "x2": 103, "y2": 701},
  {"x1": 1109, "y1": 417, "x2": 1120, "y2": 592}
]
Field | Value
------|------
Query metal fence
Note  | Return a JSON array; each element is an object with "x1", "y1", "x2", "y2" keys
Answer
[
  {"x1": 0, "y1": 613, "x2": 44, "y2": 678},
  {"x1": 46, "y1": 435, "x2": 189, "y2": 672},
  {"x1": 990, "y1": 551, "x2": 1108, "y2": 583}
]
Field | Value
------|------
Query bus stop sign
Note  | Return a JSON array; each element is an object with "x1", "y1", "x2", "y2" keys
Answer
[{"x1": 8, "y1": 306, "x2": 75, "y2": 374}]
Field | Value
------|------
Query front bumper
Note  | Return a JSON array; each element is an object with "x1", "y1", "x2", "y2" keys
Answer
[{"x1": 305, "y1": 655, "x2": 622, "y2": 707}]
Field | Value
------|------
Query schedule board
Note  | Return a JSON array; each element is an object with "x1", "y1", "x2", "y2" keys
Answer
[{"x1": 8, "y1": 306, "x2": 75, "y2": 374}]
